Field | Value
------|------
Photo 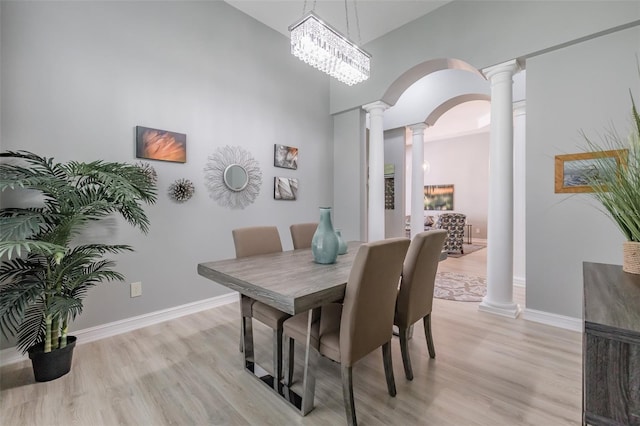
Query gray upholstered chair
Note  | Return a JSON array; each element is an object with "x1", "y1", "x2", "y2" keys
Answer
[
  {"x1": 394, "y1": 230, "x2": 447, "y2": 380},
  {"x1": 289, "y1": 222, "x2": 318, "y2": 249},
  {"x1": 436, "y1": 213, "x2": 466, "y2": 254},
  {"x1": 283, "y1": 238, "x2": 410, "y2": 426},
  {"x1": 232, "y1": 226, "x2": 291, "y2": 387}
]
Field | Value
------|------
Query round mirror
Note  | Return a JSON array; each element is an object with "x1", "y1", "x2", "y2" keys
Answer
[{"x1": 223, "y1": 164, "x2": 248, "y2": 192}]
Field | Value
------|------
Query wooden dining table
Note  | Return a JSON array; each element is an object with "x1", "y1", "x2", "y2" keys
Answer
[{"x1": 197, "y1": 241, "x2": 363, "y2": 415}]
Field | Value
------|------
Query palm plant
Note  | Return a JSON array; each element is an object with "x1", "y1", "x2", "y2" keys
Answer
[
  {"x1": 0, "y1": 151, "x2": 157, "y2": 354},
  {"x1": 582, "y1": 93, "x2": 640, "y2": 243}
]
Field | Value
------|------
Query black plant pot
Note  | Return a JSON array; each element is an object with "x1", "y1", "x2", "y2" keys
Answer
[{"x1": 28, "y1": 336, "x2": 77, "y2": 382}]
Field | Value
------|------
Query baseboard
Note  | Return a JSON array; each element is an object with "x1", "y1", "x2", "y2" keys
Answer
[
  {"x1": 470, "y1": 238, "x2": 487, "y2": 244},
  {"x1": 0, "y1": 292, "x2": 238, "y2": 367},
  {"x1": 523, "y1": 308, "x2": 582, "y2": 332}
]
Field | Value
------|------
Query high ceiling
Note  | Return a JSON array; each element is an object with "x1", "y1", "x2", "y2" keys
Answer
[{"x1": 224, "y1": 0, "x2": 450, "y2": 45}]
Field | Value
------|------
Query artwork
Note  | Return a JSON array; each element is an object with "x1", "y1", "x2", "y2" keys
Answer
[
  {"x1": 424, "y1": 184, "x2": 454, "y2": 210},
  {"x1": 168, "y1": 178, "x2": 195, "y2": 203},
  {"x1": 274, "y1": 144, "x2": 298, "y2": 170},
  {"x1": 136, "y1": 126, "x2": 186, "y2": 163},
  {"x1": 554, "y1": 150, "x2": 627, "y2": 193},
  {"x1": 274, "y1": 177, "x2": 298, "y2": 200},
  {"x1": 204, "y1": 146, "x2": 262, "y2": 209}
]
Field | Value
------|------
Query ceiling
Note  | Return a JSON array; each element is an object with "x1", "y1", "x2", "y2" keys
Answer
[{"x1": 224, "y1": 0, "x2": 451, "y2": 45}]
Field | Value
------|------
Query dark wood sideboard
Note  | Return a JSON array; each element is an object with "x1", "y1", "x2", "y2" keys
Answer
[{"x1": 583, "y1": 262, "x2": 640, "y2": 426}]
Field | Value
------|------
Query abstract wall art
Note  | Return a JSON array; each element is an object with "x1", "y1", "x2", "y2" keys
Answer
[{"x1": 136, "y1": 126, "x2": 186, "y2": 163}]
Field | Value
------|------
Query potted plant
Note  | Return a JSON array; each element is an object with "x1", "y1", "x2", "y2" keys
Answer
[
  {"x1": 0, "y1": 151, "x2": 157, "y2": 381},
  {"x1": 582, "y1": 93, "x2": 640, "y2": 274}
]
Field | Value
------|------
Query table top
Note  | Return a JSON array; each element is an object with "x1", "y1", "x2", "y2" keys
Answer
[
  {"x1": 197, "y1": 241, "x2": 362, "y2": 315},
  {"x1": 583, "y1": 261, "x2": 640, "y2": 334}
]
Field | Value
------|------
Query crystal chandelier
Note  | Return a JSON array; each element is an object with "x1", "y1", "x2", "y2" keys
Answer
[{"x1": 289, "y1": 10, "x2": 371, "y2": 86}]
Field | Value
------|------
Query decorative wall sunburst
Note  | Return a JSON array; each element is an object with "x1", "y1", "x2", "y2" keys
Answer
[
  {"x1": 168, "y1": 178, "x2": 195, "y2": 203},
  {"x1": 204, "y1": 145, "x2": 262, "y2": 209}
]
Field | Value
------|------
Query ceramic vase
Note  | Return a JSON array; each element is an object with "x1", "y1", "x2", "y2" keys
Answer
[
  {"x1": 335, "y1": 229, "x2": 348, "y2": 255},
  {"x1": 311, "y1": 207, "x2": 339, "y2": 264}
]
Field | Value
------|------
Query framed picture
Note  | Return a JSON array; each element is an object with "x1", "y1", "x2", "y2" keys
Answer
[
  {"x1": 274, "y1": 144, "x2": 298, "y2": 170},
  {"x1": 554, "y1": 150, "x2": 627, "y2": 193},
  {"x1": 424, "y1": 184, "x2": 454, "y2": 210},
  {"x1": 136, "y1": 126, "x2": 186, "y2": 163},
  {"x1": 274, "y1": 177, "x2": 298, "y2": 200}
]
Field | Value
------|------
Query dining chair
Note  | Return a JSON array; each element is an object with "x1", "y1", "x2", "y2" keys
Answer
[
  {"x1": 289, "y1": 222, "x2": 318, "y2": 249},
  {"x1": 394, "y1": 230, "x2": 447, "y2": 380},
  {"x1": 282, "y1": 237, "x2": 410, "y2": 426},
  {"x1": 232, "y1": 226, "x2": 291, "y2": 387},
  {"x1": 435, "y1": 213, "x2": 466, "y2": 254}
]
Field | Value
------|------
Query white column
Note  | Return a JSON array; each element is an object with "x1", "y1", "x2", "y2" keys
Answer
[
  {"x1": 479, "y1": 60, "x2": 521, "y2": 318},
  {"x1": 363, "y1": 101, "x2": 390, "y2": 242},
  {"x1": 513, "y1": 101, "x2": 526, "y2": 287},
  {"x1": 408, "y1": 123, "x2": 427, "y2": 239}
]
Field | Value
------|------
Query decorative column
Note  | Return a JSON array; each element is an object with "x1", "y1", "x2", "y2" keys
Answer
[
  {"x1": 363, "y1": 101, "x2": 390, "y2": 242},
  {"x1": 479, "y1": 60, "x2": 521, "y2": 318},
  {"x1": 409, "y1": 123, "x2": 428, "y2": 239},
  {"x1": 513, "y1": 100, "x2": 526, "y2": 286}
]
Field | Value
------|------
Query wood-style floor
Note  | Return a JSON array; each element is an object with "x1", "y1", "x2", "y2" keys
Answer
[{"x1": 0, "y1": 248, "x2": 583, "y2": 425}]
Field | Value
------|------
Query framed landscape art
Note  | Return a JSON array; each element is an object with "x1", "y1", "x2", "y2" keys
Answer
[
  {"x1": 554, "y1": 150, "x2": 627, "y2": 193},
  {"x1": 136, "y1": 126, "x2": 187, "y2": 163}
]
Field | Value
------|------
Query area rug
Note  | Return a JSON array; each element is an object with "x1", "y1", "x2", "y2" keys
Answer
[
  {"x1": 434, "y1": 271, "x2": 487, "y2": 302},
  {"x1": 446, "y1": 243, "x2": 486, "y2": 258}
]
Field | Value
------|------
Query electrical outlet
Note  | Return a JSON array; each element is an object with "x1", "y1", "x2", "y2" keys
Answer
[
  {"x1": 476, "y1": 228, "x2": 481, "y2": 234},
  {"x1": 130, "y1": 281, "x2": 142, "y2": 298}
]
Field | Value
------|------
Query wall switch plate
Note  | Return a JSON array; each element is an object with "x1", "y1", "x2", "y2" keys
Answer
[
  {"x1": 476, "y1": 228, "x2": 481, "y2": 234},
  {"x1": 130, "y1": 281, "x2": 142, "y2": 298}
]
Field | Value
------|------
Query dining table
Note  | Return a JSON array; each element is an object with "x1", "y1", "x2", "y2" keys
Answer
[
  {"x1": 197, "y1": 240, "x2": 448, "y2": 416},
  {"x1": 197, "y1": 241, "x2": 363, "y2": 415}
]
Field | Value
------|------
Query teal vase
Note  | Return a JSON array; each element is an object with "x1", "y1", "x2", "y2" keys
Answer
[
  {"x1": 335, "y1": 229, "x2": 347, "y2": 255},
  {"x1": 311, "y1": 207, "x2": 339, "y2": 264}
]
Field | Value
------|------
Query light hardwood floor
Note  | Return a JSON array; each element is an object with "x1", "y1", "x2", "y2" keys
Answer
[{"x1": 0, "y1": 247, "x2": 583, "y2": 425}]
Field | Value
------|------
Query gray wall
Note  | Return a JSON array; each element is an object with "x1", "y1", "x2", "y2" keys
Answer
[
  {"x1": 526, "y1": 26, "x2": 640, "y2": 319},
  {"x1": 330, "y1": 1, "x2": 640, "y2": 114},
  {"x1": 333, "y1": 108, "x2": 367, "y2": 242},
  {"x1": 383, "y1": 127, "x2": 407, "y2": 238},
  {"x1": 0, "y1": 1, "x2": 332, "y2": 347}
]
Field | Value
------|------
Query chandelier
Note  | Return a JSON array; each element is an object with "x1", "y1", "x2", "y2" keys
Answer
[{"x1": 289, "y1": 7, "x2": 371, "y2": 86}]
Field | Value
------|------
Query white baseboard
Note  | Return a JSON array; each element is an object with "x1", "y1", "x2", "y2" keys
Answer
[
  {"x1": 523, "y1": 308, "x2": 582, "y2": 332},
  {"x1": 0, "y1": 293, "x2": 238, "y2": 367},
  {"x1": 470, "y1": 238, "x2": 487, "y2": 244}
]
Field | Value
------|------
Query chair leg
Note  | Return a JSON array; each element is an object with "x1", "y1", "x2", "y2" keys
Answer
[
  {"x1": 283, "y1": 335, "x2": 295, "y2": 386},
  {"x1": 398, "y1": 326, "x2": 414, "y2": 380},
  {"x1": 423, "y1": 314, "x2": 436, "y2": 359},
  {"x1": 341, "y1": 365, "x2": 358, "y2": 426},
  {"x1": 381, "y1": 341, "x2": 397, "y2": 397}
]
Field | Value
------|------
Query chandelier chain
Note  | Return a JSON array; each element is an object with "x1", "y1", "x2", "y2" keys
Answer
[
  {"x1": 301, "y1": 0, "x2": 317, "y2": 17},
  {"x1": 354, "y1": 0, "x2": 362, "y2": 45},
  {"x1": 344, "y1": 0, "x2": 350, "y2": 39}
]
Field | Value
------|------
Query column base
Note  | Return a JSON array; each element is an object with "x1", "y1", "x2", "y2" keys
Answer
[{"x1": 478, "y1": 298, "x2": 522, "y2": 318}]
